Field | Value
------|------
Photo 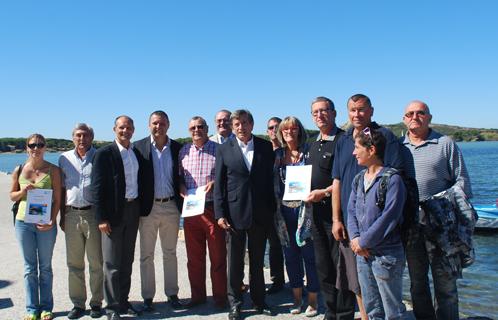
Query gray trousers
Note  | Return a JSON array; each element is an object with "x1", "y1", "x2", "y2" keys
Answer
[
  {"x1": 101, "y1": 201, "x2": 140, "y2": 312},
  {"x1": 64, "y1": 207, "x2": 103, "y2": 309},
  {"x1": 139, "y1": 200, "x2": 180, "y2": 299}
]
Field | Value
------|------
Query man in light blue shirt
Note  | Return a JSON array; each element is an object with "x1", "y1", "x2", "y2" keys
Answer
[{"x1": 59, "y1": 123, "x2": 103, "y2": 319}]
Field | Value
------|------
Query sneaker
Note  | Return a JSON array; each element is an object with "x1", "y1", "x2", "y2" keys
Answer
[{"x1": 67, "y1": 307, "x2": 85, "y2": 319}]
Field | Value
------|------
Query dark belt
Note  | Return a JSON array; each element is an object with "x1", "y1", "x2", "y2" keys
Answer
[
  {"x1": 126, "y1": 198, "x2": 137, "y2": 202},
  {"x1": 155, "y1": 196, "x2": 175, "y2": 202},
  {"x1": 67, "y1": 205, "x2": 92, "y2": 211}
]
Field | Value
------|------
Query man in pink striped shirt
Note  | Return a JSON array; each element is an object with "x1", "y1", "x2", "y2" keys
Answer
[{"x1": 179, "y1": 116, "x2": 227, "y2": 309}]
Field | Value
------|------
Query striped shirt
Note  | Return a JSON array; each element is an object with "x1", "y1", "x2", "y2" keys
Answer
[
  {"x1": 400, "y1": 129, "x2": 472, "y2": 201},
  {"x1": 179, "y1": 140, "x2": 217, "y2": 201}
]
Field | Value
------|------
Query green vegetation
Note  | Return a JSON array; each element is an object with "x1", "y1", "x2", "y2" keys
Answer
[{"x1": 1, "y1": 123, "x2": 497, "y2": 152}]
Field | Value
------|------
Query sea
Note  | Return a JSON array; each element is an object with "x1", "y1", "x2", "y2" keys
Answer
[{"x1": 1, "y1": 141, "x2": 497, "y2": 318}]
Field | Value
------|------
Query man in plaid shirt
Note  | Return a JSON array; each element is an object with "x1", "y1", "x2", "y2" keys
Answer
[{"x1": 179, "y1": 116, "x2": 227, "y2": 309}]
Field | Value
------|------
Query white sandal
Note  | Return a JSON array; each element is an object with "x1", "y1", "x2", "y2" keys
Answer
[
  {"x1": 290, "y1": 301, "x2": 302, "y2": 314},
  {"x1": 305, "y1": 305, "x2": 318, "y2": 317}
]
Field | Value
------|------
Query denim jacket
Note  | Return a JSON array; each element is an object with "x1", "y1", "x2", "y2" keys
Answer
[{"x1": 347, "y1": 167, "x2": 407, "y2": 255}]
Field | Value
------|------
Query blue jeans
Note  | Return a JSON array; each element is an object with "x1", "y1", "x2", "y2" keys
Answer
[
  {"x1": 405, "y1": 230, "x2": 458, "y2": 320},
  {"x1": 356, "y1": 247, "x2": 405, "y2": 319},
  {"x1": 15, "y1": 220, "x2": 57, "y2": 314},
  {"x1": 281, "y1": 205, "x2": 320, "y2": 292}
]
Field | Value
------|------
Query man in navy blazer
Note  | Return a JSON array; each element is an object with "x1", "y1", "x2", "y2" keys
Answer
[
  {"x1": 214, "y1": 109, "x2": 276, "y2": 320},
  {"x1": 91, "y1": 115, "x2": 141, "y2": 320},
  {"x1": 133, "y1": 110, "x2": 184, "y2": 312}
]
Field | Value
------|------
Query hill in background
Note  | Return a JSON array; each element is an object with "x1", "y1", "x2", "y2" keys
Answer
[{"x1": 2, "y1": 123, "x2": 497, "y2": 152}]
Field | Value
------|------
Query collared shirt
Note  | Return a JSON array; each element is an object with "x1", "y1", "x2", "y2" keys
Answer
[
  {"x1": 236, "y1": 136, "x2": 254, "y2": 171},
  {"x1": 58, "y1": 147, "x2": 96, "y2": 207},
  {"x1": 216, "y1": 132, "x2": 235, "y2": 144},
  {"x1": 150, "y1": 135, "x2": 175, "y2": 198},
  {"x1": 179, "y1": 140, "x2": 217, "y2": 201},
  {"x1": 400, "y1": 129, "x2": 472, "y2": 201},
  {"x1": 116, "y1": 140, "x2": 139, "y2": 199},
  {"x1": 315, "y1": 126, "x2": 339, "y2": 142},
  {"x1": 332, "y1": 122, "x2": 403, "y2": 223}
]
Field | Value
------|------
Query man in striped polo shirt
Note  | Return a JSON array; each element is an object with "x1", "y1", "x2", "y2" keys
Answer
[{"x1": 400, "y1": 100, "x2": 472, "y2": 320}]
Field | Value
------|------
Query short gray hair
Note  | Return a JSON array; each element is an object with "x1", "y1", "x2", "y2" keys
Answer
[
  {"x1": 72, "y1": 123, "x2": 94, "y2": 140},
  {"x1": 230, "y1": 109, "x2": 254, "y2": 124}
]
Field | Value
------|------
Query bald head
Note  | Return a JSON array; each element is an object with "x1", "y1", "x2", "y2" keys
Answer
[{"x1": 403, "y1": 100, "x2": 432, "y2": 136}]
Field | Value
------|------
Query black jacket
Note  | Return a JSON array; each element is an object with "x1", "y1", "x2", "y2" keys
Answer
[{"x1": 133, "y1": 136, "x2": 183, "y2": 215}]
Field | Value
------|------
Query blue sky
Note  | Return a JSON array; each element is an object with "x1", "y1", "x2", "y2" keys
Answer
[{"x1": 1, "y1": 1, "x2": 497, "y2": 141}]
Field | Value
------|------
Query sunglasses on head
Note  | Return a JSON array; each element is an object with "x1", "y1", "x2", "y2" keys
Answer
[{"x1": 28, "y1": 143, "x2": 45, "y2": 149}]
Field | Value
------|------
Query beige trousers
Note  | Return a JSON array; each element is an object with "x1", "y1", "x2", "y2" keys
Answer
[
  {"x1": 64, "y1": 207, "x2": 103, "y2": 309},
  {"x1": 139, "y1": 200, "x2": 181, "y2": 299}
]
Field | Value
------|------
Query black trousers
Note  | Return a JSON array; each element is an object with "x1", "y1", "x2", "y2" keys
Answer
[
  {"x1": 267, "y1": 222, "x2": 285, "y2": 285},
  {"x1": 227, "y1": 222, "x2": 268, "y2": 309},
  {"x1": 312, "y1": 215, "x2": 355, "y2": 320},
  {"x1": 101, "y1": 201, "x2": 140, "y2": 313}
]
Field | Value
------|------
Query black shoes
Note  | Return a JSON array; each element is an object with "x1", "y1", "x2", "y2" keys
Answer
[
  {"x1": 228, "y1": 306, "x2": 241, "y2": 320},
  {"x1": 142, "y1": 298, "x2": 154, "y2": 312},
  {"x1": 67, "y1": 307, "x2": 85, "y2": 319},
  {"x1": 120, "y1": 302, "x2": 140, "y2": 316},
  {"x1": 168, "y1": 295, "x2": 185, "y2": 309},
  {"x1": 254, "y1": 303, "x2": 273, "y2": 315},
  {"x1": 90, "y1": 306, "x2": 103, "y2": 318},
  {"x1": 266, "y1": 282, "x2": 284, "y2": 294}
]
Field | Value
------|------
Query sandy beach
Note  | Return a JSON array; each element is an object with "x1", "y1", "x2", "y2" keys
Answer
[{"x1": 0, "y1": 172, "x2": 416, "y2": 319}]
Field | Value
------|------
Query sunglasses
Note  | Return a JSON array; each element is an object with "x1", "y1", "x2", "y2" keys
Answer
[
  {"x1": 362, "y1": 127, "x2": 373, "y2": 145},
  {"x1": 267, "y1": 125, "x2": 278, "y2": 130},
  {"x1": 404, "y1": 110, "x2": 427, "y2": 118},
  {"x1": 189, "y1": 125, "x2": 205, "y2": 131},
  {"x1": 28, "y1": 142, "x2": 46, "y2": 149}
]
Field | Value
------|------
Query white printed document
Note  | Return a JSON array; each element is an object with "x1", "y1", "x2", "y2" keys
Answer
[
  {"x1": 282, "y1": 165, "x2": 312, "y2": 201},
  {"x1": 24, "y1": 189, "x2": 53, "y2": 224},
  {"x1": 181, "y1": 186, "x2": 207, "y2": 218}
]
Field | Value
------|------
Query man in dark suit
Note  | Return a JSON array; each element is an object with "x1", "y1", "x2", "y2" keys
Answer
[
  {"x1": 91, "y1": 115, "x2": 141, "y2": 320},
  {"x1": 214, "y1": 109, "x2": 276, "y2": 320},
  {"x1": 133, "y1": 110, "x2": 184, "y2": 312}
]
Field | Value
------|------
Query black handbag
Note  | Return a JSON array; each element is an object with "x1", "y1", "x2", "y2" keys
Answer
[{"x1": 11, "y1": 164, "x2": 24, "y2": 225}]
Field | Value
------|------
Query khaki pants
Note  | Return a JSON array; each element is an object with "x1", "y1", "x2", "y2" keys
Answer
[
  {"x1": 64, "y1": 207, "x2": 103, "y2": 309},
  {"x1": 139, "y1": 200, "x2": 180, "y2": 299}
]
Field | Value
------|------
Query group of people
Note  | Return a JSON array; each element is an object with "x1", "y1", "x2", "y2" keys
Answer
[{"x1": 9, "y1": 94, "x2": 473, "y2": 320}]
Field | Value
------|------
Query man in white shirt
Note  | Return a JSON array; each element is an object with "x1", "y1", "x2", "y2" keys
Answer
[
  {"x1": 91, "y1": 115, "x2": 141, "y2": 320},
  {"x1": 133, "y1": 111, "x2": 185, "y2": 312},
  {"x1": 59, "y1": 123, "x2": 103, "y2": 319}
]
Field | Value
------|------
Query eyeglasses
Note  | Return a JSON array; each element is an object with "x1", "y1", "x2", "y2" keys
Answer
[
  {"x1": 189, "y1": 125, "x2": 205, "y2": 131},
  {"x1": 404, "y1": 110, "x2": 427, "y2": 118},
  {"x1": 267, "y1": 125, "x2": 278, "y2": 131},
  {"x1": 282, "y1": 127, "x2": 299, "y2": 132},
  {"x1": 311, "y1": 108, "x2": 330, "y2": 117},
  {"x1": 28, "y1": 142, "x2": 45, "y2": 149}
]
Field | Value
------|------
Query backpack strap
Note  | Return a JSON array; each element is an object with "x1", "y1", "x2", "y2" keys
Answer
[
  {"x1": 353, "y1": 169, "x2": 367, "y2": 195},
  {"x1": 375, "y1": 168, "x2": 399, "y2": 210}
]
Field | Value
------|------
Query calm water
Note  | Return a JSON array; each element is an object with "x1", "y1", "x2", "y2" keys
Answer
[{"x1": 1, "y1": 142, "x2": 498, "y2": 318}]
